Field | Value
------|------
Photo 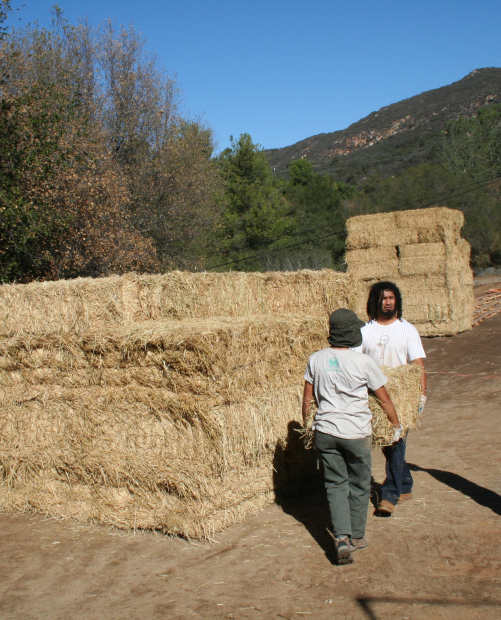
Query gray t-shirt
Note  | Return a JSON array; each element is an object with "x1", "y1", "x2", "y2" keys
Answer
[{"x1": 303, "y1": 348, "x2": 388, "y2": 439}]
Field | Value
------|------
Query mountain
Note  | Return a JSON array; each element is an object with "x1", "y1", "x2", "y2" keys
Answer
[{"x1": 265, "y1": 68, "x2": 501, "y2": 183}]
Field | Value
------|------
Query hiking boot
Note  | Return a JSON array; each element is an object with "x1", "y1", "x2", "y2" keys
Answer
[
  {"x1": 335, "y1": 535, "x2": 353, "y2": 565},
  {"x1": 377, "y1": 499, "x2": 395, "y2": 515},
  {"x1": 399, "y1": 492, "x2": 413, "y2": 501},
  {"x1": 349, "y1": 536, "x2": 369, "y2": 552}
]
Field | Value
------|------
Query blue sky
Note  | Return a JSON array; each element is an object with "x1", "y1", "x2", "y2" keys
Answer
[{"x1": 10, "y1": 1, "x2": 501, "y2": 152}]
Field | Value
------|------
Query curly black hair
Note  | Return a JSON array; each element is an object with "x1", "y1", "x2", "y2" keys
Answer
[{"x1": 367, "y1": 281, "x2": 403, "y2": 321}]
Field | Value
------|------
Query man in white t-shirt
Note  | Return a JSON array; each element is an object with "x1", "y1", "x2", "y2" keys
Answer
[{"x1": 356, "y1": 281, "x2": 427, "y2": 515}]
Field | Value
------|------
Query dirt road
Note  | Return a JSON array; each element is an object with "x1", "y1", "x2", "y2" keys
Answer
[{"x1": 1, "y1": 314, "x2": 500, "y2": 620}]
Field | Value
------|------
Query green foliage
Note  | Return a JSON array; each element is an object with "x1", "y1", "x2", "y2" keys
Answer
[
  {"x1": 288, "y1": 159, "x2": 315, "y2": 186},
  {"x1": 0, "y1": 88, "x2": 76, "y2": 281},
  {"x1": 440, "y1": 103, "x2": 501, "y2": 179},
  {"x1": 216, "y1": 134, "x2": 295, "y2": 270},
  {"x1": 283, "y1": 161, "x2": 356, "y2": 268},
  {"x1": 214, "y1": 147, "x2": 357, "y2": 271}
]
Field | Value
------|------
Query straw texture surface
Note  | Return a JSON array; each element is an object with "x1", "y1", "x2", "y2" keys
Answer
[
  {"x1": 0, "y1": 270, "x2": 357, "y2": 336},
  {"x1": 346, "y1": 207, "x2": 474, "y2": 335}
]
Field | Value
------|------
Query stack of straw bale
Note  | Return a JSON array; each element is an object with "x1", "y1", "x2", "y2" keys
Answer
[
  {"x1": 0, "y1": 315, "x2": 329, "y2": 538},
  {"x1": 346, "y1": 207, "x2": 474, "y2": 335},
  {"x1": 0, "y1": 269, "x2": 426, "y2": 538},
  {"x1": 0, "y1": 270, "x2": 352, "y2": 538}
]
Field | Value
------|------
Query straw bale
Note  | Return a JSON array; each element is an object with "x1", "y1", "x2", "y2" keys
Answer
[
  {"x1": 346, "y1": 207, "x2": 465, "y2": 250},
  {"x1": 398, "y1": 242, "x2": 446, "y2": 276},
  {"x1": 0, "y1": 270, "x2": 356, "y2": 337},
  {"x1": 447, "y1": 287, "x2": 475, "y2": 331},
  {"x1": 347, "y1": 207, "x2": 474, "y2": 335},
  {"x1": 0, "y1": 314, "x2": 330, "y2": 537},
  {"x1": 0, "y1": 384, "x2": 316, "y2": 538},
  {"x1": 124, "y1": 271, "x2": 357, "y2": 323},
  {"x1": 0, "y1": 316, "x2": 327, "y2": 392},
  {"x1": 445, "y1": 239, "x2": 473, "y2": 283},
  {"x1": 402, "y1": 303, "x2": 450, "y2": 324},
  {"x1": 369, "y1": 364, "x2": 422, "y2": 446},
  {"x1": 345, "y1": 247, "x2": 399, "y2": 280},
  {"x1": 0, "y1": 276, "x2": 126, "y2": 337}
]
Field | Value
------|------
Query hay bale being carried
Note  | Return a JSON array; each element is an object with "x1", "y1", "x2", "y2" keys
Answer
[
  {"x1": 346, "y1": 207, "x2": 474, "y2": 336},
  {"x1": 369, "y1": 364, "x2": 422, "y2": 446}
]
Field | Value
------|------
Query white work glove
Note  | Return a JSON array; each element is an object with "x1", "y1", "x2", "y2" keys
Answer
[
  {"x1": 418, "y1": 395, "x2": 427, "y2": 415},
  {"x1": 392, "y1": 424, "x2": 404, "y2": 443}
]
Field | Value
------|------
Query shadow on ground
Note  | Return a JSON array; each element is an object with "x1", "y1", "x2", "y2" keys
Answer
[
  {"x1": 272, "y1": 421, "x2": 335, "y2": 562},
  {"x1": 409, "y1": 463, "x2": 501, "y2": 516},
  {"x1": 356, "y1": 595, "x2": 501, "y2": 620}
]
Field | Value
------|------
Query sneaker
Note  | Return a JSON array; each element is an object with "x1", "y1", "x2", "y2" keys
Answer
[
  {"x1": 349, "y1": 536, "x2": 368, "y2": 551},
  {"x1": 377, "y1": 499, "x2": 395, "y2": 515},
  {"x1": 335, "y1": 535, "x2": 353, "y2": 565},
  {"x1": 399, "y1": 492, "x2": 413, "y2": 501}
]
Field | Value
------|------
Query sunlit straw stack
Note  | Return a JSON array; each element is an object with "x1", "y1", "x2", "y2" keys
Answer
[
  {"x1": 346, "y1": 207, "x2": 474, "y2": 336},
  {"x1": 0, "y1": 266, "x2": 358, "y2": 539},
  {"x1": 0, "y1": 270, "x2": 357, "y2": 336}
]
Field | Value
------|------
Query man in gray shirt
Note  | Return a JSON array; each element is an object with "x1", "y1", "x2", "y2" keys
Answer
[{"x1": 303, "y1": 308, "x2": 402, "y2": 565}]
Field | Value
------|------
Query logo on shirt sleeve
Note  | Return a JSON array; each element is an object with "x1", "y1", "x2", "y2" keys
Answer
[
  {"x1": 326, "y1": 358, "x2": 341, "y2": 371},
  {"x1": 377, "y1": 335, "x2": 389, "y2": 360}
]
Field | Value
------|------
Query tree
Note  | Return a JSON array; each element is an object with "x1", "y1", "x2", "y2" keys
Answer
[
  {"x1": 89, "y1": 18, "x2": 222, "y2": 269},
  {"x1": 216, "y1": 134, "x2": 295, "y2": 270},
  {"x1": 440, "y1": 104, "x2": 501, "y2": 179},
  {"x1": 0, "y1": 0, "x2": 13, "y2": 37},
  {"x1": 0, "y1": 10, "x2": 222, "y2": 280},
  {"x1": 283, "y1": 160, "x2": 355, "y2": 269},
  {"x1": 0, "y1": 18, "x2": 158, "y2": 281}
]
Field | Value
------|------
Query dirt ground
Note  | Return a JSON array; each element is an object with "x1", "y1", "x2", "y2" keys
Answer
[{"x1": 1, "y1": 308, "x2": 501, "y2": 619}]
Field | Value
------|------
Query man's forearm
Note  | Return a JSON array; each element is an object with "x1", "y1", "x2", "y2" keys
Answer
[
  {"x1": 302, "y1": 400, "x2": 312, "y2": 424},
  {"x1": 302, "y1": 381, "x2": 314, "y2": 424}
]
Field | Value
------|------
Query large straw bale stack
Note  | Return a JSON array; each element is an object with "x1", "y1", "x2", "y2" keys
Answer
[
  {"x1": 0, "y1": 315, "x2": 328, "y2": 538},
  {"x1": 0, "y1": 267, "x2": 425, "y2": 538},
  {"x1": 0, "y1": 383, "x2": 311, "y2": 538},
  {"x1": 346, "y1": 207, "x2": 474, "y2": 335},
  {"x1": 0, "y1": 270, "x2": 356, "y2": 336},
  {"x1": 0, "y1": 318, "x2": 422, "y2": 537}
]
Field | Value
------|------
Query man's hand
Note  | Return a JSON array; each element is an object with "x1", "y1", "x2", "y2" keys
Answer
[
  {"x1": 418, "y1": 394, "x2": 427, "y2": 415},
  {"x1": 392, "y1": 424, "x2": 404, "y2": 443}
]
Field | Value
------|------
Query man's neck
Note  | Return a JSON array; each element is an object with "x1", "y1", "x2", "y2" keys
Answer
[{"x1": 376, "y1": 315, "x2": 399, "y2": 326}]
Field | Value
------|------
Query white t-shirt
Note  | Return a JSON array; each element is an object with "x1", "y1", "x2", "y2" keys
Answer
[
  {"x1": 354, "y1": 319, "x2": 426, "y2": 368},
  {"x1": 304, "y1": 348, "x2": 388, "y2": 440}
]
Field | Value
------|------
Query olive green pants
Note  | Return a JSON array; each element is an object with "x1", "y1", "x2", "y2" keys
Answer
[{"x1": 315, "y1": 431, "x2": 372, "y2": 539}]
